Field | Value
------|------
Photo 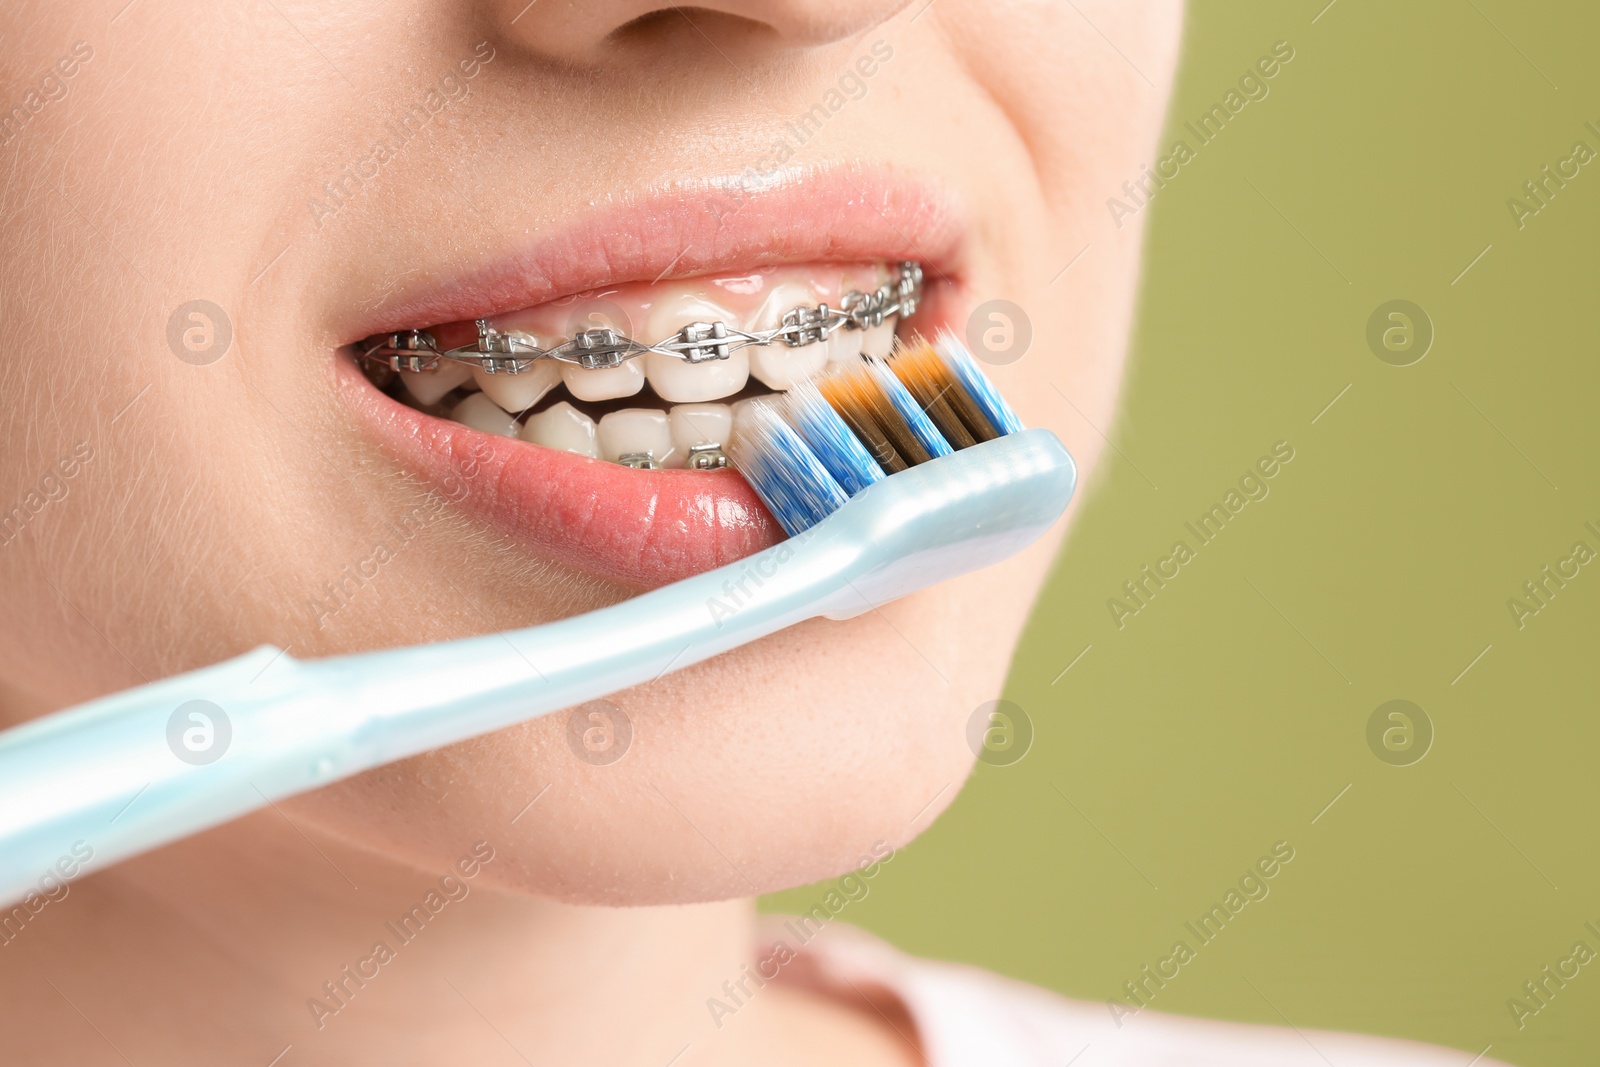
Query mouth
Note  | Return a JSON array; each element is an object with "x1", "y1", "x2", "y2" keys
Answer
[{"x1": 338, "y1": 169, "x2": 967, "y2": 589}]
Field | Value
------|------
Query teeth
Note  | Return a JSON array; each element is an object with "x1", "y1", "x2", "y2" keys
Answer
[
  {"x1": 520, "y1": 401, "x2": 600, "y2": 458},
  {"x1": 748, "y1": 281, "x2": 829, "y2": 390},
  {"x1": 450, "y1": 394, "x2": 519, "y2": 437},
  {"x1": 559, "y1": 360, "x2": 645, "y2": 402},
  {"x1": 559, "y1": 304, "x2": 646, "y2": 401},
  {"x1": 643, "y1": 293, "x2": 750, "y2": 403},
  {"x1": 474, "y1": 360, "x2": 561, "y2": 412},
  {"x1": 667, "y1": 404, "x2": 733, "y2": 468},
  {"x1": 472, "y1": 333, "x2": 562, "y2": 413},
  {"x1": 414, "y1": 260, "x2": 919, "y2": 469},
  {"x1": 401, "y1": 361, "x2": 474, "y2": 405},
  {"x1": 860, "y1": 315, "x2": 897, "y2": 359},
  {"x1": 598, "y1": 408, "x2": 675, "y2": 466},
  {"x1": 827, "y1": 326, "x2": 864, "y2": 369}
]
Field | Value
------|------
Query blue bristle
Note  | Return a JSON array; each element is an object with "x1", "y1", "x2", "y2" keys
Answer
[
  {"x1": 934, "y1": 330, "x2": 1025, "y2": 435},
  {"x1": 729, "y1": 335, "x2": 1025, "y2": 538},
  {"x1": 726, "y1": 401, "x2": 848, "y2": 535},
  {"x1": 779, "y1": 379, "x2": 885, "y2": 496},
  {"x1": 867, "y1": 359, "x2": 954, "y2": 459}
]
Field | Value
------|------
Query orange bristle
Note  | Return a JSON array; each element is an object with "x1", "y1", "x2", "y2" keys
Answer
[
  {"x1": 887, "y1": 336, "x2": 983, "y2": 449},
  {"x1": 817, "y1": 361, "x2": 948, "y2": 472},
  {"x1": 817, "y1": 366, "x2": 905, "y2": 472}
]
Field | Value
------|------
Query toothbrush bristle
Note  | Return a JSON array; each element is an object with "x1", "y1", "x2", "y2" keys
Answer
[
  {"x1": 866, "y1": 358, "x2": 955, "y2": 464},
  {"x1": 817, "y1": 363, "x2": 912, "y2": 473},
  {"x1": 730, "y1": 333, "x2": 1023, "y2": 535},
  {"x1": 778, "y1": 379, "x2": 885, "y2": 497},
  {"x1": 931, "y1": 329, "x2": 1024, "y2": 437},
  {"x1": 726, "y1": 401, "x2": 848, "y2": 536},
  {"x1": 886, "y1": 338, "x2": 985, "y2": 447}
]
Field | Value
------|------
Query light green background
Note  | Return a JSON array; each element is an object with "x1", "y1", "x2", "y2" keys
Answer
[{"x1": 767, "y1": 2, "x2": 1600, "y2": 1063}]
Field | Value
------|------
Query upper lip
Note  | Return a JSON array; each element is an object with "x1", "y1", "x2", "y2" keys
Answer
[
  {"x1": 337, "y1": 163, "x2": 969, "y2": 590},
  {"x1": 338, "y1": 162, "x2": 967, "y2": 344}
]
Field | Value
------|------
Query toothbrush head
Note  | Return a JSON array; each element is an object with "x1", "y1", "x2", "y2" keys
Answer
[{"x1": 728, "y1": 331, "x2": 1031, "y2": 536}]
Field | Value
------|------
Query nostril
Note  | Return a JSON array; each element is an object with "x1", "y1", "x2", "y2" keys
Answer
[
  {"x1": 498, "y1": 0, "x2": 912, "y2": 64},
  {"x1": 611, "y1": 7, "x2": 777, "y2": 49}
]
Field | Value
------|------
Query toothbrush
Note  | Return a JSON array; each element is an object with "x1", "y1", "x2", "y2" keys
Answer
[{"x1": 0, "y1": 333, "x2": 1075, "y2": 907}]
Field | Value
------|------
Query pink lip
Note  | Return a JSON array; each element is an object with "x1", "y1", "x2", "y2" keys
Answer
[{"x1": 337, "y1": 165, "x2": 968, "y2": 589}]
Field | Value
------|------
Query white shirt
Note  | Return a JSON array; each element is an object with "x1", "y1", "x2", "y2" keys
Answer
[{"x1": 764, "y1": 920, "x2": 1510, "y2": 1066}]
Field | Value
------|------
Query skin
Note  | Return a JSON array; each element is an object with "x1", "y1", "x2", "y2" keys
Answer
[{"x1": 0, "y1": 1, "x2": 1180, "y2": 1064}]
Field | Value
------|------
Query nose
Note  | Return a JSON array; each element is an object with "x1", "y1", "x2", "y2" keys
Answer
[{"x1": 490, "y1": 0, "x2": 913, "y2": 64}]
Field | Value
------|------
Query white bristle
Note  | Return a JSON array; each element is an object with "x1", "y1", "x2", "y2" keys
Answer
[{"x1": 727, "y1": 401, "x2": 847, "y2": 536}]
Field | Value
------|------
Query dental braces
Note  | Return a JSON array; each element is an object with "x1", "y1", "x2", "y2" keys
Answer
[{"x1": 359, "y1": 261, "x2": 924, "y2": 375}]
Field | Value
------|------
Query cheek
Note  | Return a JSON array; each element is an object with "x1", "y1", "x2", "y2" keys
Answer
[{"x1": 286, "y1": 577, "x2": 1020, "y2": 904}]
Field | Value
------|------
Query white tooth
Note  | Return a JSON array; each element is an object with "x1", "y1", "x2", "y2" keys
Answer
[
  {"x1": 668, "y1": 403, "x2": 733, "y2": 469},
  {"x1": 472, "y1": 359, "x2": 561, "y2": 414},
  {"x1": 449, "y1": 393, "x2": 519, "y2": 437},
  {"x1": 827, "y1": 326, "x2": 864, "y2": 368},
  {"x1": 748, "y1": 281, "x2": 828, "y2": 390},
  {"x1": 559, "y1": 359, "x2": 645, "y2": 402},
  {"x1": 860, "y1": 315, "x2": 897, "y2": 359},
  {"x1": 558, "y1": 306, "x2": 646, "y2": 400},
  {"x1": 400, "y1": 360, "x2": 474, "y2": 405},
  {"x1": 643, "y1": 293, "x2": 750, "y2": 402},
  {"x1": 598, "y1": 408, "x2": 674, "y2": 467},
  {"x1": 519, "y1": 401, "x2": 599, "y2": 458}
]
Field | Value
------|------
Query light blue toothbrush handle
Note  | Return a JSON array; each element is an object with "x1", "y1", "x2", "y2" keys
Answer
[{"x1": 0, "y1": 429, "x2": 1075, "y2": 906}]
